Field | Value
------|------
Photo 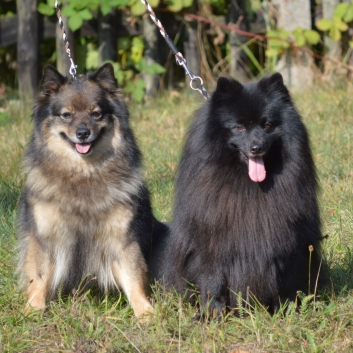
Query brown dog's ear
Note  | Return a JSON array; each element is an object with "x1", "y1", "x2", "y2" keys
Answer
[
  {"x1": 40, "y1": 65, "x2": 67, "y2": 97},
  {"x1": 89, "y1": 63, "x2": 119, "y2": 92}
]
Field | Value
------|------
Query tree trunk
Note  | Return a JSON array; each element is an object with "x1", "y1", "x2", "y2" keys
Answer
[
  {"x1": 56, "y1": 9, "x2": 74, "y2": 76},
  {"x1": 17, "y1": 0, "x2": 39, "y2": 101},
  {"x1": 228, "y1": 0, "x2": 249, "y2": 81},
  {"x1": 273, "y1": 0, "x2": 314, "y2": 89},
  {"x1": 143, "y1": 15, "x2": 159, "y2": 97},
  {"x1": 273, "y1": 0, "x2": 311, "y2": 31},
  {"x1": 322, "y1": 0, "x2": 340, "y2": 73},
  {"x1": 184, "y1": 20, "x2": 201, "y2": 85},
  {"x1": 98, "y1": 9, "x2": 118, "y2": 66}
]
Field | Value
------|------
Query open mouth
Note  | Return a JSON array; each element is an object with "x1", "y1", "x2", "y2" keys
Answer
[
  {"x1": 75, "y1": 143, "x2": 91, "y2": 154},
  {"x1": 60, "y1": 131, "x2": 104, "y2": 155},
  {"x1": 248, "y1": 156, "x2": 266, "y2": 182},
  {"x1": 239, "y1": 150, "x2": 266, "y2": 183}
]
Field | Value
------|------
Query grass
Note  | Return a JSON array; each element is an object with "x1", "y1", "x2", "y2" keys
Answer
[{"x1": 0, "y1": 83, "x2": 353, "y2": 352}]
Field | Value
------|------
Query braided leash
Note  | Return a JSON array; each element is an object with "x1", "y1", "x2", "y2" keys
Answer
[
  {"x1": 54, "y1": 0, "x2": 77, "y2": 79},
  {"x1": 140, "y1": 0, "x2": 209, "y2": 100}
]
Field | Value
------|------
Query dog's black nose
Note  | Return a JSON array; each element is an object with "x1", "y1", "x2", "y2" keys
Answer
[
  {"x1": 251, "y1": 145, "x2": 262, "y2": 154},
  {"x1": 76, "y1": 126, "x2": 90, "y2": 140}
]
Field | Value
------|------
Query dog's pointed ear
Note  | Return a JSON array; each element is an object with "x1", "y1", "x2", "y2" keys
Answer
[
  {"x1": 215, "y1": 77, "x2": 243, "y2": 94},
  {"x1": 269, "y1": 72, "x2": 283, "y2": 85},
  {"x1": 259, "y1": 73, "x2": 291, "y2": 103},
  {"x1": 260, "y1": 72, "x2": 288, "y2": 92},
  {"x1": 40, "y1": 65, "x2": 67, "y2": 97},
  {"x1": 89, "y1": 63, "x2": 119, "y2": 92},
  {"x1": 212, "y1": 77, "x2": 243, "y2": 107}
]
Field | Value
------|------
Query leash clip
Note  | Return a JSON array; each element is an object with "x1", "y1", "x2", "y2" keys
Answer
[
  {"x1": 69, "y1": 57, "x2": 77, "y2": 79},
  {"x1": 175, "y1": 54, "x2": 209, "y2": 100},
  {"x1": 139, "y1": 0, "x2": 209, "y2": 99}
]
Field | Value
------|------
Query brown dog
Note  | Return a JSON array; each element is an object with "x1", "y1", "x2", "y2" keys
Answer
[{"x1": 17, "y1": 63, "x2": 167, "y2": 317}]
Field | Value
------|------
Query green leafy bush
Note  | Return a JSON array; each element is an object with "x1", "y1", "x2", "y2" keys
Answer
[
  {"x1": 266, "y1": 27, "x2": 320, "y2": 58},
  {"x1": 316, "y1": 2, "x2": 353, "y2": 45}
]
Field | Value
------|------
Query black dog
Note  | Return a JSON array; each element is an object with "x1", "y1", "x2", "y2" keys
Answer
[{"x1": 161, "y1": 73, "x2": 325, "y2": 314}]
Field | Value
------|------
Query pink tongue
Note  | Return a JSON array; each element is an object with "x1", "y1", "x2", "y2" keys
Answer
[
  {"x1": 248, "y1": 156, "x2": 266, "y2": 182},
  {"x1": 75, "y1": 143, "x2": 91, "y2": 154}
]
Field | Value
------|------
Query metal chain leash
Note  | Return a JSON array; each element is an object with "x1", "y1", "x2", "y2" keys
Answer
[
  {"x1": 54, "y1": 0, "x2": 208, "y2": 97},
  {"x1": 139, "y1": 0, "x2": 209, "y2": 100},
  {"x1": 54, "y1": 0, "x2": 77, "y2": 79}
]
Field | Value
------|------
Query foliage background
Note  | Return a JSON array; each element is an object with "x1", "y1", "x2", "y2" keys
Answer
[{"x1": 2, "y1": 0, "x2": 353, "y2": 101}]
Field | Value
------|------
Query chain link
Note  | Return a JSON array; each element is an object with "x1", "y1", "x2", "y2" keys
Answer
[
  {"x1": 54, "y1": 0, "x2": 208, "y2": 97},
  {"x1": 139, "y1": 0, "x2": 209, "y2": 100},
  {"x1": 54, "y1": 0, "x2": 77, "y2": 79}
]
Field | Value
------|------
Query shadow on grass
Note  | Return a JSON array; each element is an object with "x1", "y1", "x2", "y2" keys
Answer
[
  {"x1": 329, "y1": 248, "x2": 353, "y2": 295},
  {"x1": 0, "y1": 180, "x2": 20, "y2": 289},
  {"x1": 0, "y1": 179, "x2": 21, "y2": 248},
  {"x1": 0, "y1": 179, "x2": 22, "y2": 214}
]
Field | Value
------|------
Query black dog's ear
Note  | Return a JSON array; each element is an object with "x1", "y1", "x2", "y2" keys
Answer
[
  {"x1": 268, "y1": 72, "x2": 284, "y2": 86},
  {"x1": 40, "y1": 65, "x2": 67, "y2": 97},
  {"x1": 89, "y1": 63, "x2": 119, "y2": 92},
  {"x1": 258, "y1": 72, "x2": 291, "y2": 102},
  {"x1": 215, "y1": 76, "x2": 243, "y2": 95},
  {"x1": 211, "y1": 77, "x2": 243, "y2": 109},
  {"x1": 216, "y1": 77, "x2": 233, "y2": 93},
  {"x1": 260, "y1": 72, "x2": 289, "y2": 94}
]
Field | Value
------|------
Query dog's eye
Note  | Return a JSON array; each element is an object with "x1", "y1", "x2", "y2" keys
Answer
[
  {"x1": 264, "y1": 122, "x2": 272, "y2": 130},
  {"x1": 61, "y1": 112, "x2": 72, "y2": 119},
  {"x1": 91, "y1": 111, "x2": 101, "y2": 119},
  {"x1": 235, "y1": 125, "x2": 245, "y2": 131}
]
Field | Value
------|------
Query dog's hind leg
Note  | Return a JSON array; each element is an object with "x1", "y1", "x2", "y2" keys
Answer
[
  {"x1": 22, "y1": 236, "x2": 53, "y2": 313},
  {"x1": 111, "y1": 241, "x2": 153, "y2": 318}
]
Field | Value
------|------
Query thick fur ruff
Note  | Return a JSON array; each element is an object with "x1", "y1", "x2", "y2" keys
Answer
[
  {"x1": 161, "y1": 73, "x2": 326, "y2": 314},
  {"x1": 17, "y1": 63, "x2": 167, "y2": 317}
]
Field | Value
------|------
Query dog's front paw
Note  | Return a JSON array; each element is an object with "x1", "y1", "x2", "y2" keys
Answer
[
  {"x1": 25, "y1": 298, "x2": 46, "y2": 314},
  {"x1": 132, "y1": 298, "x2": 153, "y2": 321}
]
